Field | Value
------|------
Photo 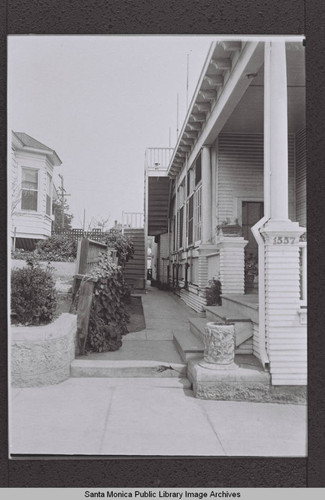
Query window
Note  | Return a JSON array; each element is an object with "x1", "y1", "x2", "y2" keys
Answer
[
  {"x1": 179, "y1": 206, "x2": 184, "y2": 248},
  {"x1": 187, "y1": 170, "x2": 192, "y2": 197},
  {"x1": 195, "y1": 154, "x2": 202, "y2": 185},
  {"x1": 173, "y1": 215, "x2": 176, "y2": 251},
  {"x1": 187, "y1": 194, "x2": 194, "y2": 245},
  {"x1": 46, "y1": 173, "x2": 52, "y2": 216},
  {"x1": 194, "y1": 185, "x2": 202, "y2": 241},
  {"x1": 21, "y1": 168, "x2": 38, "y2": 211}
]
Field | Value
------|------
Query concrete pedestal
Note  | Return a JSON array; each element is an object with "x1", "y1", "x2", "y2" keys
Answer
[
  {"x1": 199, "y1": 321, "x2": 237, "y2": 370},
  {"x1": 188, "y1": 358, "x2": 306, "y2": 403}
]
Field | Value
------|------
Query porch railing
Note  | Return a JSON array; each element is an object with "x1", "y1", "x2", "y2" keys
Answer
[
  {"x1": 299, "y1": 241, "x2": 307, "y2": 307},
  {"x1": 145, "y1": 147, "x2": 174, "y2": 172},
  {"x1": 121, "y1": 211, "x2": 144, "y2": 234}
]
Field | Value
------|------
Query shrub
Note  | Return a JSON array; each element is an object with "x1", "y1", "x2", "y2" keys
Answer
[
  {"x1": 206, "y1": 279, "x2": 222, "y2": 306},
  {"x1": 35, "y1": 234, "x2": 77, "y2": 261},
  {"x1": 86, "y1": 254, "x2": 131, "y2": 352},
  {"x1": 11, "y1": 260, "x2": 57, "y2": 325},
  {"x1": 102, "y1": 228, "x2": 134, "y2": 266}
]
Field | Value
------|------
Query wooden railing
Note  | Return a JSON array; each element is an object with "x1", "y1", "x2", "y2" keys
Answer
[
  {"x1": 121, "y1": 211, "x2": 144, "y2": 233},
  {"x1": 54, "y1": 228, "x2": 104, "y2": 242}
]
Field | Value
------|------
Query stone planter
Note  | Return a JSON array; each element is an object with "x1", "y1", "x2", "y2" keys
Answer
[
  {"x1": 11, "y1": 313, "x2": 77, "y2": 387},
  {"x1": 200, "y1": 321, "x2": 235, "y2": 368}
]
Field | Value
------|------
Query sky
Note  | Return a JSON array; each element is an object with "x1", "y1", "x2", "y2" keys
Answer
[{"x1": 8, "y1": 35, "x2": 218, "y2": 229}]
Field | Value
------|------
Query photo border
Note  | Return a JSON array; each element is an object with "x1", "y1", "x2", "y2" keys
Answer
[{"x1": 1, "y1": 0, "x2": 325, "y2": 488}]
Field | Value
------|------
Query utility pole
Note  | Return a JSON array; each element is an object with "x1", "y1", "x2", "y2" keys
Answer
[
  {"x1": 176, "y1": 93, "x2": 179, "y2": 140},
  {"x1": 58, "y1": 174, "x2": 71, "y2": 230},
  {"x1": 186, "y1": 53, "x2": 189, "y2": 109}
]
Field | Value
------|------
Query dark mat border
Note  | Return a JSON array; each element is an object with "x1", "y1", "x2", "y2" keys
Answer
[{"x1": 1, "y1": 0, "x2": 325, "y2": 489}]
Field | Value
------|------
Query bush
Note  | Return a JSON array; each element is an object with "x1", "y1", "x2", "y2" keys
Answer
[
  {"x1": 11, "y1": 260, "x2": 57, "y2": 325},
  {"x1": 35, "y1": 234, "x2": 77, "y2": 261},
  {"x1": 102, "y1": 228, "x2": 134, "y2": 266},
  {"x1": 206, "y1": 279, "x2": 222, "y2": 306},
  {"x1": 85, "y1": 254, "x2": 131, "y2": 352}
]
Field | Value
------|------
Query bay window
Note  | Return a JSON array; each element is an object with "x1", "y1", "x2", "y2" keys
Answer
[
  {"x1": 21, "y1": 168, "x2": 38, "y2": 211},
  {"x1": 46, "y1": 172, "x2": 52, "y2": 216}
]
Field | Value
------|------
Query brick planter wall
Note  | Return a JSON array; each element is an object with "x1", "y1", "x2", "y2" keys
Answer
[{"x1": 11, "y1": 313, "x2": 77, "y2": 387}]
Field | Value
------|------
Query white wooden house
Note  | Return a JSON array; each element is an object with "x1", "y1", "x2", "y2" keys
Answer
[
  {"x1": 11, "y1": 131, "x2": 62, "y2": 249},
  {"x1": 145, "y1": 39, "x2": 306, "y2": 387}
]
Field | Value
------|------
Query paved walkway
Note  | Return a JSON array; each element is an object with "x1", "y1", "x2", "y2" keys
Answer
[
  {"x1": 9, "y1": 286, "x2": 307, "y2": 457},
  {"x1": 79, "y1": 285, "x2": 196, "y2": 362}
]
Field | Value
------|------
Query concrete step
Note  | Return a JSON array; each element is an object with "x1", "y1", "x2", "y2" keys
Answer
[
  {"x1": 189, "y1": 317, "x2": 206, "y2": 342},
  {"x1": 173, "y1": 328, "x2": 204, "y2": 362},
  {"x1": 189, "y1": 317, "x2": 253, "y2": 352},
  {"x1": 221, "y1": 295, "x2": 259, "y2": 324},
  {"x1": 72, "y1": 377, "x2": 192, "y2": 389},
  {"x1": 71, "y1": 359, "x2": 187, "y2": 378},
  {"x1": 205, "y1": 306, "x2": 253, "y2": 346}
]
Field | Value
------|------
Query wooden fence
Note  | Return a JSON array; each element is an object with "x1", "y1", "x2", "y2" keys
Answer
[
  {"x1": 71, "y1": 237, "x2": 117, "y2": 354},
  {"x1": 54, "y1": 228, "x2": 104, "y2": 242}
]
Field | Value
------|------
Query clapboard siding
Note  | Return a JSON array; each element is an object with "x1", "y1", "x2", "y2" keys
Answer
[
  {"x1": 207, "y1": 253, "x2": 220, "y2": 281},
  {"x1": 252, "y1": 322, "x2": 261, "y2": 361},
  {"x1": 158, "y1": 233, "x2": 169, "y2": 283},
  {"x1": 180, "y1": 284, "x2": 206, "y2": 312},
  {"x1": 264, "y1": 242, "x2": 307, "y2": 386},
  {"x1": 218, "y1": 134, "x2": 264, "y2": 223},
  {"x1": 190, "y1": 257, "x2": 199, "y2": 285},
  {"x1": 218, "y1": 134, "x2": 296, "y2": 222},
  {"x1": 295, "y1": 128, "x2": 306, "y2": 228}
]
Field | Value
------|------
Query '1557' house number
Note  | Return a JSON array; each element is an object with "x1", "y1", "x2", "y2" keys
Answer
[{"x1": 273, "y1": 236, "x2": 295, "y2": 245}]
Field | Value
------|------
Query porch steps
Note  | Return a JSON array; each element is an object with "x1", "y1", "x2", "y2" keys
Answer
[
  {"x1": 189, "y1": 316, "x2": 253, "y2": 355},
  {"x1": 173, "y1": 327, "x2": 204, "y2": 362},
  {"x1": 205, "y1": 305, "x2": 253, "y2": 347},
  {"x1": 220, "y1": 294, "x2": 259, "y2": 324},
  {"x1": 70, "y1": 359, "x2": 187, "y2": 379}
]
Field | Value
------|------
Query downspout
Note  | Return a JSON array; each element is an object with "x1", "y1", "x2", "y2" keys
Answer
[
  {"x1": 249, "y1": 41, "x2": 271, "y2": 369},
  {"x1": 251, "y1": 218, "x2": 269, "y2": 368},
  {"x1": 144, "y1": 150, "x2": 149, "y2": 287}
]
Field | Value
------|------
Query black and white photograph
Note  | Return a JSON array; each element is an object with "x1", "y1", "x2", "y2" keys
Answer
[{"x1": 8, "y1": 35, "x2": 307, "y2": 458}]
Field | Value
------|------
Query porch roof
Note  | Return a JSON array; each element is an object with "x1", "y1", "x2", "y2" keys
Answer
[{"x1": 167, "y1": 39, "x2": 305, "y2": 178}]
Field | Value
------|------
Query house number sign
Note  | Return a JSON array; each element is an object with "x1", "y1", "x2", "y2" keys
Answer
[{"x1": 273, "y1": 236, "x2": 295, "y2": 245}]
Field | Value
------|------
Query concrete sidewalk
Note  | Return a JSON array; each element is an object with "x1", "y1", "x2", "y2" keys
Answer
[
  {"x1": 10, "y1": 377, "x2": 307, "y2": 456},
  {"x1": 9, "y1": 286, "x2": 307, "y2": 457}
]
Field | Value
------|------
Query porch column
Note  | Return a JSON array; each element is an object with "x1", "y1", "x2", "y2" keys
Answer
[
  {"x1": 201, "y1": 146, "x2": 212, "y2": 243},
  {"x1": 264, "y1": 41, "x2": 289, "y2": 221},
  {"x1": 261, "y1": 41, "x2": 306, "y2": 386}
]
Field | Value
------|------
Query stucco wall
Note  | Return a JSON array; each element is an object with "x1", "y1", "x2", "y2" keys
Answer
[{"x1": 11, "y1": 313, "x2": 77, "y2": 387}]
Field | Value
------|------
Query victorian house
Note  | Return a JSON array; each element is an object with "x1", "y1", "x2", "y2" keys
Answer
[
  {"x1": 11, "y1": 131, "x2": 62, "y2": 250},
  {"x1": 145, "y1": 39, "x2": 306, "y2": 387}
]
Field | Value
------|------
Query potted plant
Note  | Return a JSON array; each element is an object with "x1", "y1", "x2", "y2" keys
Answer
[
  {"x1": 244, "y1": 252, "x2": 258, "y2": 292},
  {"x1": 217, "y1": 218, "x2": 242, "y2": 237}
]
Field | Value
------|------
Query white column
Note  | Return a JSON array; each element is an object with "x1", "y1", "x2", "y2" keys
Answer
[
  {"x1": 261, "y1": 41, "x2": 306, "y2": 386},
  {"x1": 264, "y1": 41, "x2": 289, "y2": 221},
  {"x1": 201, "y1": 146, "x2": 212, "y2": 243},
  {"x1": 211, "y1": 145, "x2": 218, "y2": 244}
]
